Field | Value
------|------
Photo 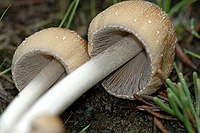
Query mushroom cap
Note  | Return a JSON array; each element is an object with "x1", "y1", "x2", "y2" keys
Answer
[
  {"x1": 88, "y1": 0, "x2": 177, "y2": 99},
  {"x1": 30, "y1": 114, "x2": 65, "y2": 133},
  {"x1": 12, "y1": 28, "x2": 89, "y2": 91}
]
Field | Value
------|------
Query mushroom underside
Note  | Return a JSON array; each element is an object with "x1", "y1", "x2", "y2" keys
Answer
[
  {"x1": 12, "y1": 52, "x2": 67, "y2": 91},
  {"x1": 91, "y1": 27, "x2": 151, "y2": 99}
]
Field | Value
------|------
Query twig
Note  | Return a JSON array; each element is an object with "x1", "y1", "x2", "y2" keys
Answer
[
  {"x1": 154, "y1": 117, "x2": 170, "y2": 133},
  {"x1": 175, "y1": 44, "x2": 197, "y2": 70},
  {"x1": 133, "y1": 94, "x2": 155, "y2": 107},
  {"x1": 137, "y1": 105, "x2": 177, "y2": 120}
]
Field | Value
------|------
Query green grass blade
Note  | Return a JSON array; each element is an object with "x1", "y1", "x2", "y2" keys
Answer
[
  {"x1": 192, "y1": 73, "x2": 200, "y2": 133},
  {"x1": 177, "y1": 69, "x2": 197, "y2": 124},
  {"x1": 90, "y1": 0, "x2": 96, "y2": 17},
  {"x1": 190, "y1": 18, "x2": 200, "y2": 39},
  {"x1": 66, "y1": 0, "x2": 80, "y2": 28},
  {"x1": 174, "y1": 63, "x2": 191, "y2": 99},
  {"x1": 173, "y1": 63, "x2": 181, "y2": 75},
  {"x1": 179, "y1": 73, "x2": 192, "y2": 100},
  {"x1": 193, "y1": 72, "x2": 200, "y2": 116},
  {"x1": 177, "y1": 83, "x2": 194, "y2": 133},
  {"x1": 156, "y1": 63, "x2": 200, "y2": 132},
  {"x1": 166, "y1": 78, "x2": 178, "y2": 96},
  {"x1": 79, "y1": 124, "x2": 91, "y2": 133},
  {"x1": 167, "y1": 87, "x2": 183, "y2": 110},
  {"x1": 184, "y1": 49, "x2": 200, "y2": 59},
  {"x1": 177, "y1": 82, "x2": 186, "y2": 104},
  {"x1": 182, "y1": 97, "x2": 195, "y2": 133},
  {"x1": 179, "y1": 72, "x2": 198, "y2": 123},
  {"x1": 0, "y1": 3, "x2": 12, "y2": 22},
  {"x1": 153, "y1": 97, "x2": 174, "y2": 115},
  {"x1": 0, "y1": 59, "x2": 6, "y2": 69},
  {"x1": 167, "y1": 91, "x2": 183, "y2": 120},
  {"x1": 0, "y1": 67, "x2": 11, "y2": 77},
  {"x1": 168, "y1": 0, "x2": 197, "y2": 17},
  {"x1": 112, "y1": 0, "x2": 120, "y2": 4},
  {"x1": 58, "y1": 0, "x2": 75, "y2": 28},
  {"x1": 156, "y1": 0, "x2": 163, "y2": 7},
  {"x1": 178, "y1": 79, "x2": 200, "y2": 132},
  {"x1": 164, "y1": 0, "x2": 171, "y2": 13}
]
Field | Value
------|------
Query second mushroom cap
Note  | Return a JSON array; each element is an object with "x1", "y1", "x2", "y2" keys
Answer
[
  {"x1": 88, "y1": 0, "x2": 177, "y2": 99},
  {"x1": 12, "y1": 28, "x2": 89, "y2": 90}
]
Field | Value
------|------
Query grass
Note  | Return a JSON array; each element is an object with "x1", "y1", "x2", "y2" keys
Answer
[
  {"x1": 0, "y1": 3, "x2": 12, "y2": 22},
  {"x1": 156, "y1": 0, "x2": 200, "y2": 40},
  {"x1": 184, "y1": 49, "x2": 200, "y2": 59},
  {"x1": 0, "y1": 67, "x2": 11, "y2": 77},
  {"x1": 59, "y1": 3, "x2": 91, "y2": 132},
  {"x1": 156, "y1": 0, "x2": 197, "y2": 17},
  {"x1": 190, "y1": 18, "x2": 200, "y2": 39},
  {"x1": 90, "y1": 0, "x2": 96, "y2": 18},
  {"x1": 78, "y1": 124, "x2": 91, "y2": 133},
  {"x1": 59, "y1": 0, "x2": 80, "y2": 28},
  {"x1": 112, "y1": 0, "x2": 121, "y2": 4},
  {"x1": 153, "y1": 5, "x2": 200, "y2": 132},
  {"x1": 0, "y1": 4, "x2": 12, "y2": 77},
  {"x1": 153, "y1": 63, "x2": 200, "y2": 133}
]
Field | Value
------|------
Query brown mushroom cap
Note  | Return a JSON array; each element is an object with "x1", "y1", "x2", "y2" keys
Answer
[
  {"x1": 88, "y1": 0, "x2": 176, "y2": 99},
  {"x1": 12, "y1": 28, "x2": 89, "y2": 90},
  {"x1": 30, "y1": 115, "x2": 65, "y2": 133}
]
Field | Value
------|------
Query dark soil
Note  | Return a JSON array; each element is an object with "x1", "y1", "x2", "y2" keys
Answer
[
  {"x1": 62, "y1": 84, "x2": 186, "y2": 133},
  {"x1": 0, "y1": 0, "x2": 199, "y2": 132}
]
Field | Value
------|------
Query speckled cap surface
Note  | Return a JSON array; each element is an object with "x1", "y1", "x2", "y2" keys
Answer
[
  {"x1": 88, "y1": 0, "x2": 177, "y2": 99},
  {"x1": 12, "y1": 28, "x2": 89, "y2": 90}
]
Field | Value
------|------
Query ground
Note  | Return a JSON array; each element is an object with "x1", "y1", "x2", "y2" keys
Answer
[{"x1": 0, "y1": 0, "x2": 199, "y2": 132}]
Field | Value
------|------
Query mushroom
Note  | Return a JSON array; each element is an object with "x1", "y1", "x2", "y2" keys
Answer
[
  {"x1": 88, "y1": 0, "x2": 177, "y2": 98},
  {"x1": 0, "y1": 28, "x2": 89, "y2": 133},
  {"x1": 10, "y1": 1, "x2": 177, "y2": 133},
  {"x1": 30, "y1": 114, "x2": 65, "y2": 133}
]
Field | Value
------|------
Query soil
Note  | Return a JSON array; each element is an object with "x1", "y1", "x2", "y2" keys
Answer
[{"x1": 0, "y1": 0, "x2": 199, "y2": 132}]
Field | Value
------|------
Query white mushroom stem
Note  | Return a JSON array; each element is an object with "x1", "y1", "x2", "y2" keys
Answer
[
  {"x1": 11, "y1": 35, "x2": 144, "y2": 133},
  {"x1": 30, "y1": 115, "x2": 65, "y2": 133},
  {"x1": 0, "y1": 60, "x2": 64, "y2": 133}
]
